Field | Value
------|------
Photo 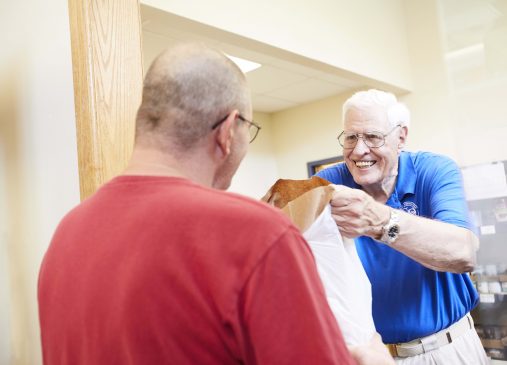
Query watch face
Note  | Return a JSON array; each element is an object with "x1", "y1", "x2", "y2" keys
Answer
[
  {"x1": 388, "y1": 225, "x2": 400, "y2": 239},
  {"x1": 381, "y1": 209, "x2": 400, "y2": 244}
]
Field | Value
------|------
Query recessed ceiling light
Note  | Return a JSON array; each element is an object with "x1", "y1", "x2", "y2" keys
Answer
[
  {"x1": 225, "y1": 54, "x2": 262, "y2": 73},
  {"x1": 445, "y1": 43, "x2": 484, "y2": 60}
]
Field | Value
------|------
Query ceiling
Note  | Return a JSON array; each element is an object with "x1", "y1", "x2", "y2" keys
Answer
[
  {"x1": 140, "y1": 5, "x2": 364, "y2": 114},
  {"x1": 140, "y1": 1, "x2": 507, "y2": 113}
]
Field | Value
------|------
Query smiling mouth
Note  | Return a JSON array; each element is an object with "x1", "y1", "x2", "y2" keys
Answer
[{"x1": 355, "y1": 160, "x2": 376, "y2": 169}]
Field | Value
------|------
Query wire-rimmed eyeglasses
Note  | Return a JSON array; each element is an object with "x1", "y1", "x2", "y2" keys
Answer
[
  {"x1": 212, "y1": 114, "x2": 262, "y2": 143},
  {"x1": 337, "y1": 124, "x2": 401, "y2": 149}
]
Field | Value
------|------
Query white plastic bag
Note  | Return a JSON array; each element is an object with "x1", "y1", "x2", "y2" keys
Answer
[{"x1": 303, "y1": 204, "x2": 375, "y2": 346}]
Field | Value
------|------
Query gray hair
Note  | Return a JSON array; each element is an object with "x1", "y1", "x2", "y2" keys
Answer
[
  {"x1": 135, "y1": 43, "x2": 251, "y2": 151},
  {"x1": 342, "y1": 89, "x2": 410, "y2": 128}
]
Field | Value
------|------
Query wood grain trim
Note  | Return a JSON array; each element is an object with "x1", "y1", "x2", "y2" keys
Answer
[{"x1": 68, "y1": 0, "x2": 143, "y2": 200}]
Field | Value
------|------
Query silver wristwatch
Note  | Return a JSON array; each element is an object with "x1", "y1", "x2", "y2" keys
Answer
[{"x1": 380, "y1": 208, "x2": 400, "y2": 244}]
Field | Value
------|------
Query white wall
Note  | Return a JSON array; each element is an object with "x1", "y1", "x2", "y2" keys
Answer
[
  {"x1": 400, "y1": 0, "x2": 459, "y2": 159},
  {"x1": 401, "y1": 0, "x2": 507, "y2": 166},
  {"x1": 228, "y1": 112, "x2": 279, "y2": 199},
  {"x1": 270, "y1": 93, "x2": 352, "y2": 179},
  {"x1": 0, "y1": 1, "x2": 80, "y2": 364},
  {"x1": 141, "y1": 0, "x2": 413, "y2": 91}
]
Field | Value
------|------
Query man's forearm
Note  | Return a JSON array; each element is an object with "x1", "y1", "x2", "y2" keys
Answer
[{"x1": 385, "y1": 209, "x2": 479, "y2": 273}]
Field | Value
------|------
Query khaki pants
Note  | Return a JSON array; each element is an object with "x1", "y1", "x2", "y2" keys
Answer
[{"x1": 394, "y1": 327, "x2": 489, "y2": 365}]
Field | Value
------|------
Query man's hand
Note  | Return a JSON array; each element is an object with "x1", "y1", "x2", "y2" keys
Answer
[
  {"x1": 349, "y1": 333, "x2": 395, "y2": 365},
  {"x1": 330, "y1": 185, "x2": 390, "y2": 239}
]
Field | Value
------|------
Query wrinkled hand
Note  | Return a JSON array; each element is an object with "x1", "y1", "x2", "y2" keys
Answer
[
  {"x1": 330, "y1": 185, "x2": 390, "y2": 239},
  {"x1": 349, "y1": 333, "x2": 395, "y2": 365}
]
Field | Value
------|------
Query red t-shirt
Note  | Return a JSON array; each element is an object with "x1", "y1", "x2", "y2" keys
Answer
[{"x1": 38, "y1": 176, "x2": 355, "y2": 364}]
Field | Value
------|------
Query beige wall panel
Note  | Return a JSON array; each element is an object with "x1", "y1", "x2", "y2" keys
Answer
[{"x1": 270, "y1": 92, "x2": 354, "y2": 180}]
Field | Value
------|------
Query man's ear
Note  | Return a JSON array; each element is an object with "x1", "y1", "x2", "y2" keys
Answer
[
  {"x1": 215, "y1": 111, "x2": 238, "y2": 158},
  {"x1": 398, "y1": 126, "x2": 408, "y2": 153}
]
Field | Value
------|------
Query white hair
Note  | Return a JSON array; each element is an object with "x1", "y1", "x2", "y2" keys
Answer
[{"x1": 342, "y1": 89, "x2": 410, "y2": 128}]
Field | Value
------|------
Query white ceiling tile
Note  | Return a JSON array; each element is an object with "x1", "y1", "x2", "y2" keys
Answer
[
  {"x1": 246, "y1": 66, "x2": 309, "y2": 94},
  {"x1": 265, "y1": 78, "x2": 350, "y2": 103},
  {"x1": 251, "y1": 94, "x2": 298, "y2": 113},
  {"x1": 141, "y1": 4, "x2": 363, "y2": 113},
  {"x1": 312, "y1": 70, "x2": 363, "y2": 88},
  {"x1": 265, "y1": 58, "x2": 322, "y2": 77}
]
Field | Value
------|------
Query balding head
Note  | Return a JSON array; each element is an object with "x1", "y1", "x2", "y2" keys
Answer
[{"x1": 135, "y1": 43, "x2": 251, "y2": 152}]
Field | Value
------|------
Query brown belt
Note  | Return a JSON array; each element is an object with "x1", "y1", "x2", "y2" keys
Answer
[{"x1": 386, "y1": 314, "x2": 474, "y2": 358}]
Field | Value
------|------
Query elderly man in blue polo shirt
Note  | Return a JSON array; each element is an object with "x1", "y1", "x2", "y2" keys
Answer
[{"x1": 317, "y1": 89, "x2": 488, "y2": 364}]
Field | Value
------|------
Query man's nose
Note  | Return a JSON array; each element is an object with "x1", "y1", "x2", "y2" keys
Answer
[{"x1": 351, "y1": 137, "x2": 371, "y2": 154}]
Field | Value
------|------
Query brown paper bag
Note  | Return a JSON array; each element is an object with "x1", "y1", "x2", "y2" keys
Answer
[
  {"x1": 280, "y1": 185, "x2": 335, "y2": 232},
  {"x1": 261, "y1": 176, "x2": 333, "y2": 232}
]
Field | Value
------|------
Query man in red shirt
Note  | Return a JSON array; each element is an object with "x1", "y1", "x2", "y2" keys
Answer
[{"x1": 38, "y1": 43, "x2": 393, "y2": 364}]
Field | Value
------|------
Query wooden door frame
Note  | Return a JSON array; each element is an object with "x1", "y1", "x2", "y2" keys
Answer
[{"x1": 68, "y1": 0, "x2": 144, "y2": 200}]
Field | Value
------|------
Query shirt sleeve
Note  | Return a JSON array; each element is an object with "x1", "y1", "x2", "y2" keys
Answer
[
  {"x1": 316, "y1": 166, "x2": 342, "y2": 184},
  {"x1": 237, "y1": 226, "x2": 356, "y2": 365},
  {"x1": 428, "y1": 156, "x2": 471, "y2": 229}
]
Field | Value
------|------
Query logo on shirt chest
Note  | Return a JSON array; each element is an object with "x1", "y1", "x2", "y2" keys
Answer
[{"x1": 402, "y1": 201, "x2": 419, "y2": 215}]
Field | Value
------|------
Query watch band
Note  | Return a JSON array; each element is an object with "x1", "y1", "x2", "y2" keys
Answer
[{"x1": 380, "y1": 208, "x2": 400, "y2": 244}]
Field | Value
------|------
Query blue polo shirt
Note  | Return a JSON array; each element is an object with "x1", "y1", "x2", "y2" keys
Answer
[{"x1": 317, "y1": 151, "x2": 479, "y2": 343}]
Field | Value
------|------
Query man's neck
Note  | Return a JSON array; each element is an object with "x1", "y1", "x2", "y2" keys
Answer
[
  {"x1": 363, "y1": 174, "x2": 397, "y2": 203},
  {"x1": 123, "y1": 147, "x2": 214, "y2": 188}
]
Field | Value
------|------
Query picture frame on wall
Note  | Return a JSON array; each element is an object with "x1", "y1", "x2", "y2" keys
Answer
[{"x1": 307, "y1": 156, "x2": 344, "y2": 177}]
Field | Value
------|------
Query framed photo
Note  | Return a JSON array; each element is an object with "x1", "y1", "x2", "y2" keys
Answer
[{"x1": 307, "y1": 156, "x2": 344, "y2": 177}]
